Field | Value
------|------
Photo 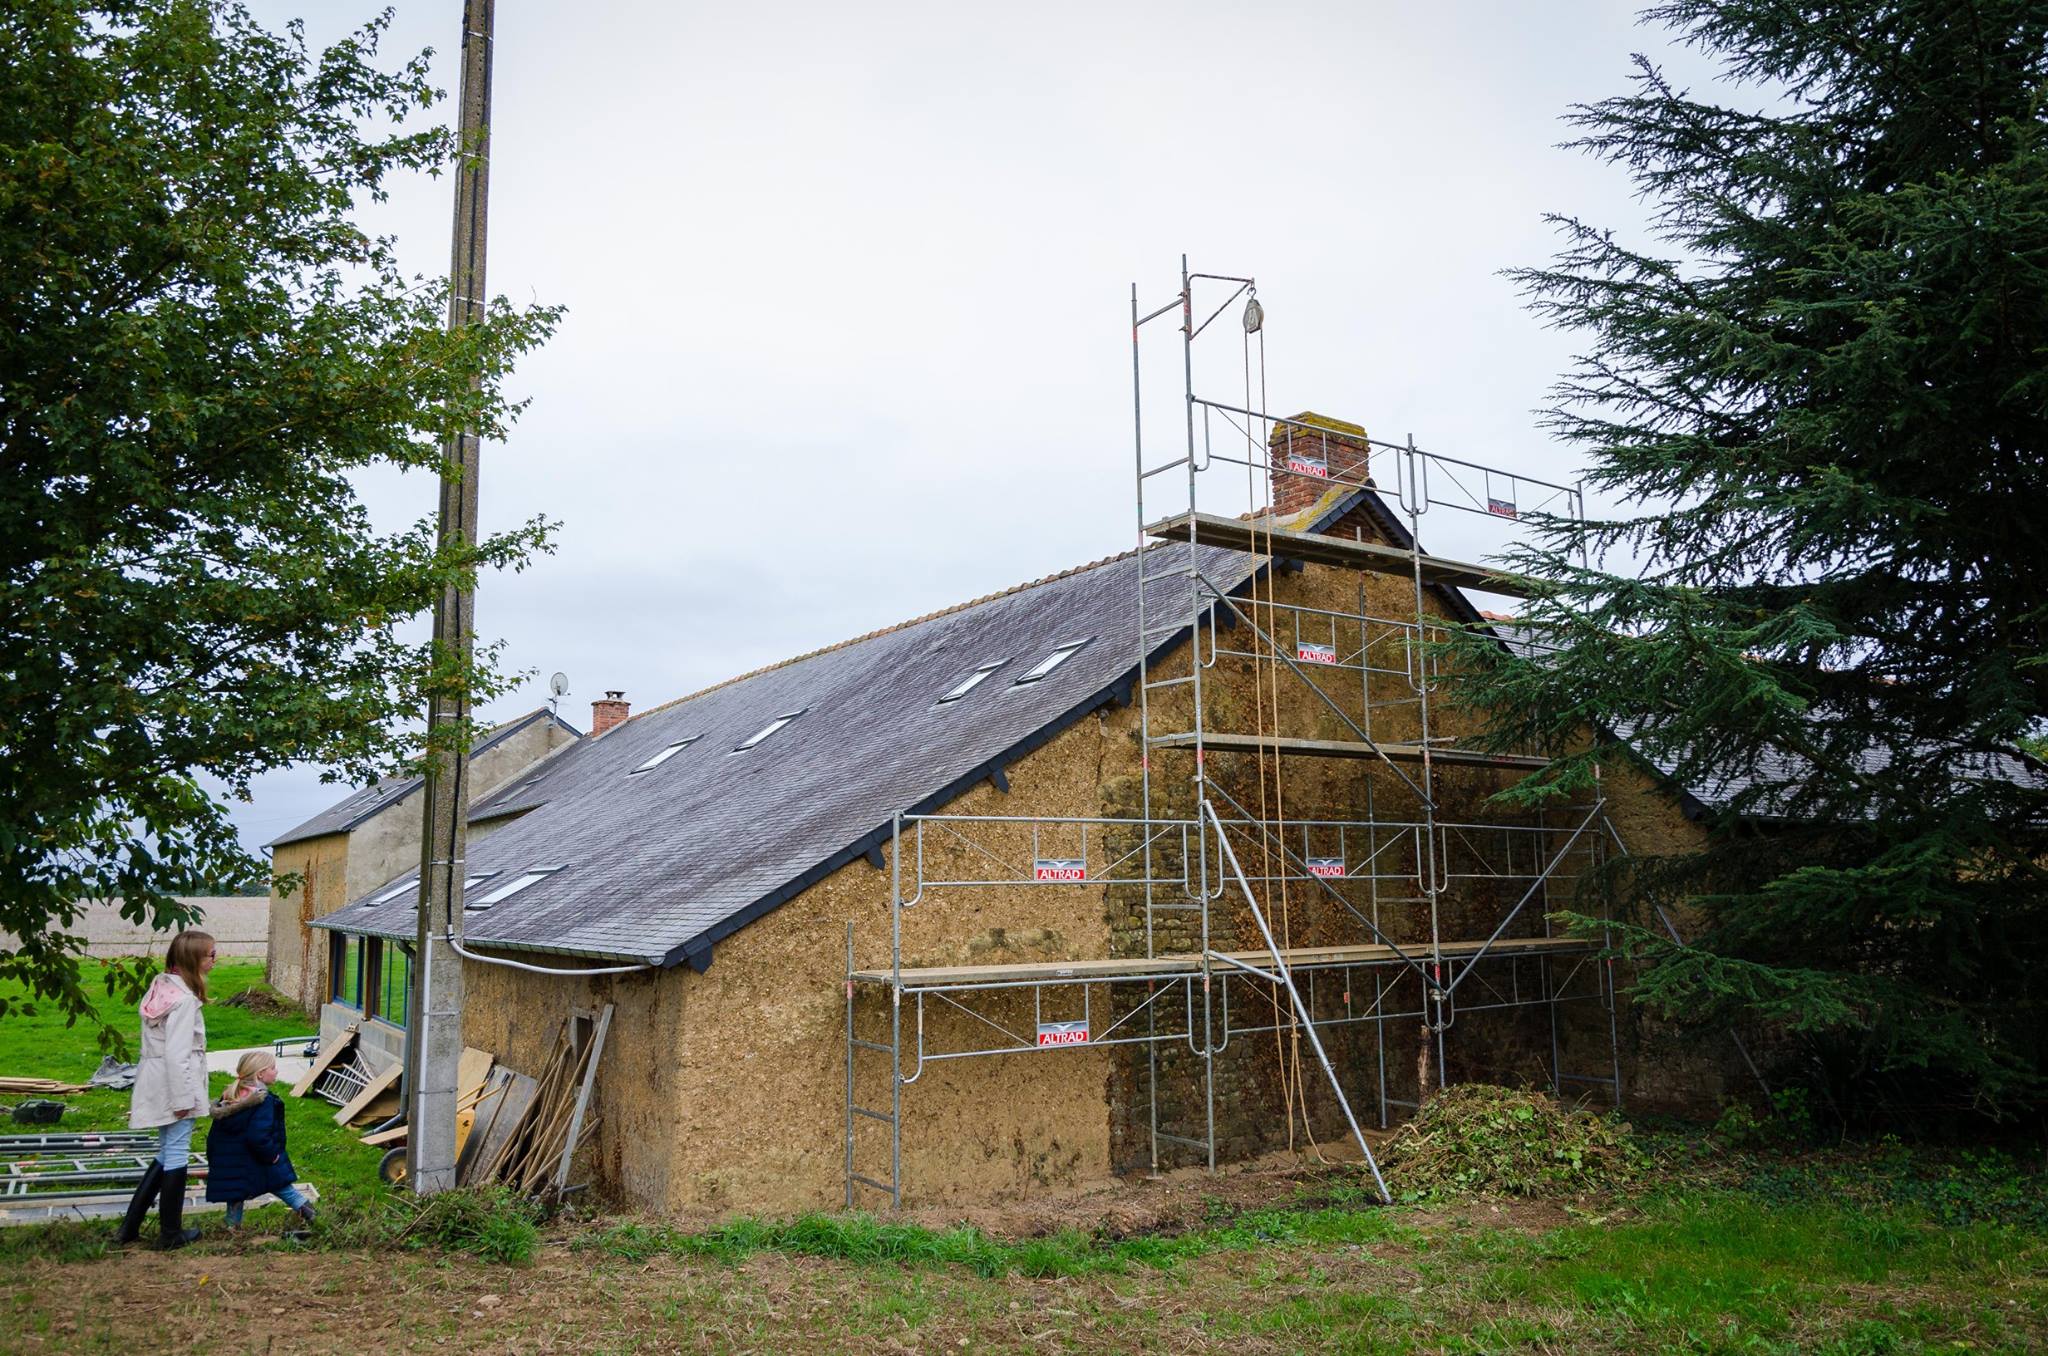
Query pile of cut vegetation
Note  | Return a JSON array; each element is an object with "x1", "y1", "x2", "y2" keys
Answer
[
  {"x1": 1383, "y1": 1084, "x2": 1644, "y2": 1199},
  {"x1": 218, "y1": 985, "x2": 298, "y2": 1018}
]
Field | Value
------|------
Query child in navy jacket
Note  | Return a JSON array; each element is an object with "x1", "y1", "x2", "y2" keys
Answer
[{"x1": 205, "y1": 1051, "x2": 315, "y2": 1230}]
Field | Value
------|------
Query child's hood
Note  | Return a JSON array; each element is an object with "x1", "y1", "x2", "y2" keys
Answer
[{"x1": 138, "y1": 973, "x2": 189, "y2": 1026}]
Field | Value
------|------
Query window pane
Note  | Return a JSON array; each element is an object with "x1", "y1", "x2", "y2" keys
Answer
[
  {"x1": 380, "y1": 945, "x2": 412, "y2": 1029},
  {"x1": 631, "y1": 738, "x2": 697, "y2": 773},
  {"x1": 468, "y1": 869, "x2": 553, "y2": 909},
  {"x1": 938, "y1": 664, "x2": 1004, "y2": 704},
  {"x1": 734, "y1": 713, "x2": 801, "y2": 751},
  {"x1": 332, "y1": 936, "x2": 363, "y2": 1008},
  {"x1": 1015, "y1": 641, "x2": 1089, "y2": 684}
]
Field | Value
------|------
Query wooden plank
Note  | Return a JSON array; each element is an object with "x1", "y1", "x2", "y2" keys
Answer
[
  {"x1": 851, "y1": 935, "x2": 1594, "y2": 988},
  {"x1": 466, "y1": 1070, "x2": 537, "y2": 1187},
  {"x1": 0, "y1": 1079, "x2": 89, "y2": 1094},
  {"x1": 456, "y1": 1047, "x2": 494, "y2": 1107},
  {"x1": 1149, "y1": 731, "x2": 1549, "y2": 771},
  {"x1": 552, "y1": 1005, "x2": 612, "y2": 1192},
  {"x1": 332, "y1": 1060, "x2": 402, "y2": 1127},
  {"x1": 360, "y1": 1069, "x2": 498, "y2": 1150},
  {"x1": 289, "y1": 1025, "x2": 358, "y2": 1099},
  {"x1": 517, "y1": 1034, "x2": 587, "y2": 1193},
  {"x1": 1144, "y1": 510, "x2": 1540, "y2": 599},
  {"x1": 495, "y1": 1033, "x2": 571, "y2": 1189}
]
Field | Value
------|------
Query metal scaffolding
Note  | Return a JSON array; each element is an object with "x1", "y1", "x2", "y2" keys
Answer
[{"x1": 845, "y1": 259, "x2": 1624, "y2": 1208}]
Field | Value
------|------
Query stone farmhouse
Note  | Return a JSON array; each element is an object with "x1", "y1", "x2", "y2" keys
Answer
[
  {"x1": 265, "y1": 707, "x2": 580, "y2": 1026},
  {"x1": 291, "y1": 416, "x2": 1746, "y2": 1215}
]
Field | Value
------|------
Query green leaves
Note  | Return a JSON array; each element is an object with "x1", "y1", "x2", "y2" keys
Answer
[
  {"x1": 1, "y1": 3, "x2": 558, "y2": 1038},
  {"x1": 1451, "y1": 1, "x2": 2048, "y2": 1120}
]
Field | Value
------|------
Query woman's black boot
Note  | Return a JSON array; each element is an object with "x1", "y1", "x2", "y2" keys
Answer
[
  {"x1": 115, "y1": 1160, "x2": 163, "y2": 1245},
  {"x1": 157, "y1": 1167, "x2": 201, "y2": 1249}
]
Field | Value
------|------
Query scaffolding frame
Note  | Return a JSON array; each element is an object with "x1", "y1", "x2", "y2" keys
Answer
[{"x1": 845, "y1": 259, "x2": 1624, "y2": 1209}]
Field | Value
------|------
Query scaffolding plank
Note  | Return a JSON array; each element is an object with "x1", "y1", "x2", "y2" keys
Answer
[
  {"x1": 1150, "y1": 731, "x2": 1549, "y2": 771},
  {"x1": 1143, "y1": 511, "x2": 1540, "y2": 598},
  {"x1": 851, "y1": 935, "x2": 1591, "y2": 988}
]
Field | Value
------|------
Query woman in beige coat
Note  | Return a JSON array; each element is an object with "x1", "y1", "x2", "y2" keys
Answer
[{"x1": 115, "y1": 930, "x2": 214, "y2": 1248}]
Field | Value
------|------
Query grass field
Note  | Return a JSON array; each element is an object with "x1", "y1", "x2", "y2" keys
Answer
[
  {"x1": 0, "y1": 963, "x2": 2041, "y2": 1352},
  {"x1": 0, "y1": 960, "x2": 387, "y2": 1215}
]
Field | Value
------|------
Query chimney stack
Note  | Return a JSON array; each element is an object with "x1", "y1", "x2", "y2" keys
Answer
[
  {"x1": 1269, "y1": 412, "x2": 1373, "y2": 519},
  {"x1": 590, "y1": 690, "x2": 630, "y2": 737}
]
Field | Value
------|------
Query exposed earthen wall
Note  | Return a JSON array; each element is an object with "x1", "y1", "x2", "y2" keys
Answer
[
  {"x1": 431, "y1": 503, "x2": 1730, "y2": 1215},
  {"x1": 456, "y1": 958, "x2": 686, "y2": 1212},
  {"x1": 664, "y1": 714, "x2": 1142, "y2": 1213},
  {"x1": 266, "y1": 834, "x2": 348, "y2": 1011}
]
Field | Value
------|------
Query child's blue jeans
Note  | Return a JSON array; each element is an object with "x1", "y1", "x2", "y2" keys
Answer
[{"x1": 223, "y1": 1183, "x2": 308, "y2": 1227}]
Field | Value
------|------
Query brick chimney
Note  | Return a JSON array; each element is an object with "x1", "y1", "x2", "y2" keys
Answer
[
  {"x1": 1269, "y1": 412, "x2": 1373, "y2": 519},
  {"x1": 590, "y1": 690, "x2": 630, "y2": 737}
]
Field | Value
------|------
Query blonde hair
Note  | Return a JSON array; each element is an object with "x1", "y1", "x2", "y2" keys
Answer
[
  {"x1": 164, "y1": 930, "x2": 213, "y2": 1004},
  {"x1": 229, "y1": 1050, "x2": 277, "y2": 1101}
]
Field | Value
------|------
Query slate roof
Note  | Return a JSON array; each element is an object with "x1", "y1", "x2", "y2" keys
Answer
[
  {"x1": 268, "y1": 708, "x2": 582, "y2": 849},
  {"x1": 309, "y1": 527, "x2": 1301, "y2": 966},
  {"x1": 323, "y1": 481, "x2": 2042, "y2": 967}
]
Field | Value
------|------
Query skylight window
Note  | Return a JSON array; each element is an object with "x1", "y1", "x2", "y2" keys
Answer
[
  {"x1": 937, "y1": 661, "x2": 1006, "y2": 705},
  {"x1": 1013, "y1": 640, "x2": 1091, "y2": 685},
  {"x1": 374, "y1": 873, "x2": 497, "y2": 907},
  {"x1": 466, "y1": 867, "x2": 561, "y2": 911},
  {"x1": 733, "y1": 711, "x2": 804, "y2": 752},
  {"x1": 629, "y1": 737, "x2": 699, "y2": 774}
]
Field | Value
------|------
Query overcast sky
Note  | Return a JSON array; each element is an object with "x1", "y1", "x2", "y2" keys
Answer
[{"x1": 224, "y1": 0, "x2": 1723, "y2": 853}]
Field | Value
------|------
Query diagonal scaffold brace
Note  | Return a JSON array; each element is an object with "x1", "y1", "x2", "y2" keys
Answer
[{"x1": 1202, "y1": 799, "x2": 1393, "y2": 1204}]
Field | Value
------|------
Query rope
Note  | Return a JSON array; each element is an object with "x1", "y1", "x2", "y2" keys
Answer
[{"x1": 1242, "y1": 323, "x2": 1318, "y2": 1159}]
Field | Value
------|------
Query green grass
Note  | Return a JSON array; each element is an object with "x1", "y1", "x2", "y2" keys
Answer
[
  {"x1": 582, "y1": 1203, "x2": 1420, "y2": 1279},
  {"x1": 0, "y1": 958, "x2": 314, "y2": 1074},
  {"x1": 1428, "y1": 1191, "x2": 2044, "y2": 1352},
  {"x1": 0, "y1": 959, "x2": 388, "y2": 1250}
]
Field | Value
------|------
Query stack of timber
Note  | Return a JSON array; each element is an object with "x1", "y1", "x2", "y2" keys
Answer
[
  {"x1": 462, "y1": 1005, "x2": 611, "y2": 1197},
  {"x1": 0, "y1": 1078, "x2": 89, "y2": 1095}
]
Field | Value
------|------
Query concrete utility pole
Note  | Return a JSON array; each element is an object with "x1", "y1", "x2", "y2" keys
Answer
[{"x1": 405, "y1": 0, "x2": 495, "y2": 1196}]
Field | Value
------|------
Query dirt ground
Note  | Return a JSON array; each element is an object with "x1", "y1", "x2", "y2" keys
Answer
[
  {"x1": 0, "y1": 1204, "x2": 1515, "y2": 1356},
  {"x1": 4, "y1": 1149, "x2": 2038, "y2": 1355},
  {"x1": 0, "y1": 1153, "x2": 1564, "y2": 1356}
]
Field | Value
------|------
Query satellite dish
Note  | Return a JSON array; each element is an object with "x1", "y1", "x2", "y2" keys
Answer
[{"x1": 549, "y1": 672, "x2": 570, "y2": 698}]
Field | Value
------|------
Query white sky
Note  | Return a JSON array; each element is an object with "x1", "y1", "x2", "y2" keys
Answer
[{"x1": 224, "y1": 0, "x2": 1722, "y2": 853}]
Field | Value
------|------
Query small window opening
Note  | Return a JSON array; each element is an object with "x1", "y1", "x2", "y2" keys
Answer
[
  {"x1": 937, "y1": 661, "x2": 1006, "y2": 705},
  {"x1": 1013, "y1": 640, "x2": 1091, "y2": 685},
  {"x1": 466, "y1": 866, "x2": 561, "y2": 911},
  {"x1": 630, "y1": 737, "x2": 699, "y2": 774},
  {"x1": 370, "y1": 880, "x2": 416, "y2": 907},
  {"x1": 733, "y1": 711, "x2": 804, "y2": 752}
]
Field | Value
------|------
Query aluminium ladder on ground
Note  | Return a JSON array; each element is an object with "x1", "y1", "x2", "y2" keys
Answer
[{"x1": 0, "y1": 1151, "x2": 209, "y2": 1196}]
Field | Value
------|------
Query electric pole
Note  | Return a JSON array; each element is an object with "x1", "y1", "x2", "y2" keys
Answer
[{"x1": 406, "y1": 0, "x2": 494, "y2": 1195}]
